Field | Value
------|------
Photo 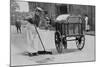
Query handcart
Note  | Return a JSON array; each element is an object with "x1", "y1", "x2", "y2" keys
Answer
[{"x1": 54, "y1": 14, "x2": 85, "y2": 53}]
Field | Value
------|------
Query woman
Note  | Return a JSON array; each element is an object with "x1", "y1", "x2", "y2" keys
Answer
[
  {"x1": 25, "y1": 7, "x2": 43, "y2": 56},
  {"x1": 84, "y1": 14, "x2": 90, "y2": 31}
]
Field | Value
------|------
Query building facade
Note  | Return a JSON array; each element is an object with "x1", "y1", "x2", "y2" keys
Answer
[{"x1": 28, "y1": 2, "x2": 95, "y2": 31}]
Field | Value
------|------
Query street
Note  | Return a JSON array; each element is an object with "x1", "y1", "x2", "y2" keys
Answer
[{"x1": 10, "y1": 25, "x2": 95, "y2": 66}]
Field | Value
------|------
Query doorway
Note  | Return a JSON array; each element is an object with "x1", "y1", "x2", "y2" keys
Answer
[{"x1": 59, "y1": 5, "x2": 68, "y2": 14}]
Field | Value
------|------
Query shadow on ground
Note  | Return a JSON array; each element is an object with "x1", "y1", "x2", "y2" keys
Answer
[
  {"x1": 51, "y1": 48, "x2": 79, "y2": 55},
  {"x1": 18, "y1": 48, "x2": 79, "y2": 57}
]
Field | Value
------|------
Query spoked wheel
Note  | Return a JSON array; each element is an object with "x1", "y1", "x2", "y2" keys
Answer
[
  {"x1": 56, "y1": 42, "x2": 63, "y2": 53},
  {"x1": 55, "y1": 31, "x2": 63, "y2": 53},
  {"x1": 76, "y1": 36, "x2": 85, "y2": 50},
  {"x1": 62, "y1": 37, "x2": 67, "y2": 49}
]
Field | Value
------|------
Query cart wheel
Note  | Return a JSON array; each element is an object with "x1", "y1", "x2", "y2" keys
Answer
[
  {"x1": 62, "y1": 37, "x2": 67, "y2": 49},
  {"x1": 76, "y1": 36, "x2": 85, "y2": 50},
  {"x1": 55, "y1": 31, "x2": 63, "y2": 53}
]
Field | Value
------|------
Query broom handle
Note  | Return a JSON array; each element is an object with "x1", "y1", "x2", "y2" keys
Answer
[{"x1": 34, "y1": 26, "x2": 46, "y2": 51}]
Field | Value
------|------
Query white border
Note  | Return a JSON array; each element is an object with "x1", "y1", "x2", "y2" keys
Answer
[
  {"x1": 0, "y1": 0, "x2": 98, "y2": 67},
  {"x1": 24, "y1": 0, "x2": 95, "y2": 5}
]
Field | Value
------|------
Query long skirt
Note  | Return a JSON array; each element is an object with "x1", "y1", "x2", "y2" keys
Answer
[{"x1": 26, "y1": 25, "x2": 41, "y2": 53}]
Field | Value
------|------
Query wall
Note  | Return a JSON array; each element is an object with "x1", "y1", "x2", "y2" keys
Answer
[{"x1": 70, "y1": 5, "x2": 95, "y2": 31}]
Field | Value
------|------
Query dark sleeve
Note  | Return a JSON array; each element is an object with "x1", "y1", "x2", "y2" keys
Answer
[{"x1": 33, "y1": 14, "x2": 40, "y2": 27}]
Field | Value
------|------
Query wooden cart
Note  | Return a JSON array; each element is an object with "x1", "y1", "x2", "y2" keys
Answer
[{"x1": 54, "y1": 14, "x2": 85, "y2": 53}]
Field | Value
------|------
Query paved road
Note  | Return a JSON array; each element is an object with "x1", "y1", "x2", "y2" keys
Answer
[{"x1": 10, "y1": 25, "x2": 95, "y2": 66}]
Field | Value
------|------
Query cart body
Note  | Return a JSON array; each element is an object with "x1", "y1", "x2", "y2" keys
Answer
[{"x1": 54, "y1": 14, "x2": 85, "y2": 53}]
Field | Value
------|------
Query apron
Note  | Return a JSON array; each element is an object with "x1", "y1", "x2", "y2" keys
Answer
[
  {"x1": 85, "y1": 17, "x2": 90, "y2": 30},
  {"x1": 26, "y1": 23, "x2": 39, "y2": 53}
]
